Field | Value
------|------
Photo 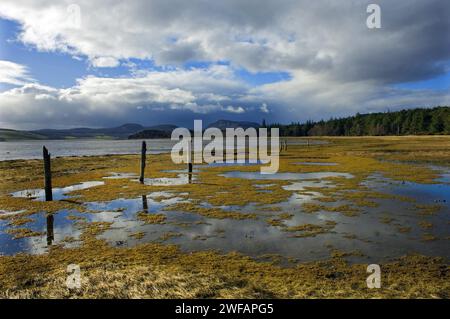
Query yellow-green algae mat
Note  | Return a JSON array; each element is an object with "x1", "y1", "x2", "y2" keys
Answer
[{"x1": 0, "y1": 136, "x2": 449, "y2": 298}]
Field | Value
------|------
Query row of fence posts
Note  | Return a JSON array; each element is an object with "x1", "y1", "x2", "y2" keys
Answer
[
  {"x1": 41, "y1": 138, "x2": 314, "y2": 244},
  {"x1": 41, "y1": 141, "x2": 194, "y2": 245},
  {"x1": 43, "y1": 140, "x2": 194, "y2": 190},
  {"x1": 280, "y1": 139, "x2": 310, "y2": 153},
  {"x1": 42, "y1": 138, "x2": 314, "y2": 204},
  {"x1": 43, "y1": 138, "x2": 314, "y2": 197},
  {"x1": 137, "y1": 140, "x2": 193, "y2": 184}
]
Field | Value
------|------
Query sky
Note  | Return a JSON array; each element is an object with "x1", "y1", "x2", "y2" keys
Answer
[{"x1": 0, "y1": 0, "x2": 449, "y2": 130}]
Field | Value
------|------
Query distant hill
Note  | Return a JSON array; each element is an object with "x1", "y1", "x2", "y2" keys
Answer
[
  {"x1": 128, "y1": 129, "x2": 173, "y2": 139},
  {"x1": 129, "y1": 120, "x2": 262, "y2": 139},
  {"x1": 128, "y1": 124, "x2": 178, "y2": 139},
  {"x1": 267, "y1": 106, "x2": 450, "y2": 136},
  {"x1": 0, "y1": 129, "x2": 47, "y2": 141},
  {"x1": 143, "y1": 124, "x2": 178, "y2": 132},
  {"x1": 1, "y1": 107, "x2": 448, "y2": 141},
  {"x1": 207, "y1": 120, "x2": 260, "y2": 130},
  {"x1": 0, "y1": 124, "x2": 178, "y2": 141},
  {"x1": 30, "y1": 123, "x2": 146, "y2": 140}
]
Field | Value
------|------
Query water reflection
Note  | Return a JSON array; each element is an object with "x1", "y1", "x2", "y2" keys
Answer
[
  {"x1": 142, "y1": 195, "x2": 149, "y2": 213},
  {"x1": 282, "y1": 180, "x2": 334, "y2": 191},
  {"x1": 11, "y1": 181, "x2": 105, "y2": 201},
  {"x1": 138, "y1": 173, "x2": 196, "y2": 186},
  {"x1": 46, "y1": 214, "x2": 54, "y2": 246},
  {"x1": 104, "y1": 172, "x2": 138, "y2": 179},
  {"x1": 1, "y1": 173, "x2": 449, "y2": 264}
]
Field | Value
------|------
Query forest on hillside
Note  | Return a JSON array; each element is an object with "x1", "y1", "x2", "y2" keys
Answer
[{"x1": 266, "y1": 106, "x2": 450, "y2": 136}]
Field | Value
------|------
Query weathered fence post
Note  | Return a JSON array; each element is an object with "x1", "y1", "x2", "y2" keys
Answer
[
  {"x1": 187, "y1": 139, "x2": 193, "y2": 183},
  {"x1": 187, "y1": 139, "x2": 193, "y2": 174},
  {"x1": 139, "y1": 141, "x2": 147, "y2": 184},
  {"x1": 43, "y1": 146, "x2": 53, "y2": 201},
  {"x1": 284, "y1": 140, "x2": 288, "y2": 151}
]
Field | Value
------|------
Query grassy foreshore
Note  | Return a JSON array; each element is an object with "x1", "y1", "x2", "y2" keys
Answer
[
  {"x1": 1, "y1": 240, "x2": 447, "y2": 298},
  {"x1": 0, "y1": 136, "x2": 449, "y2": 298}
]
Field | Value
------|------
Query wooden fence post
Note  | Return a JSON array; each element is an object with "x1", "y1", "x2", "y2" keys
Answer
[
  {"x1": 187, "y1": 140, "x2": 193, "y2": 173},
  {"x1": 139, "y1": 141, "x2": 147, "y2": 184},
  {"x1": 43, "y1": 146, "x2": 53, "y2": 201}
]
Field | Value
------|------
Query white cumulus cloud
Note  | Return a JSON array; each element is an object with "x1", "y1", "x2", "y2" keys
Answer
[
  {"x1": 0, "y1": 0, "x2": 449, "y2": 128},
  {"x1": 0, "y1": 60, "x2": 34, "y2": 85}
]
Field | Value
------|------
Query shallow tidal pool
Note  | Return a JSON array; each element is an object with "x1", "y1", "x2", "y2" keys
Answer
[{"x1": 1, "y1": 167, "x2": 448, "y2": 264}]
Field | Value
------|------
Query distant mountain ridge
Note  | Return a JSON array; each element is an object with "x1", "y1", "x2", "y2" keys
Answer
[
  {"x1": 0, "y1": 129, "x2": 47, "y2": 141},
  {"x1": 0, "y1": 124, "x2": 177, "y2": 141},
  {"x1": 1, "y1": 107, "x2": 448, "y2": 141},
  {"x1": 206, "y1": 120, "x2": 260, "y2": 130},
  {"x1": 1, "y1": 120, "x2": 261, "y2": 141},
  {"x1": 128, "y1": 129, "x2": 172, "y2": 139},
  {"x1": 128, "y1": 120, "x2": 259, "y2": 139},
  {"x1": 31, "y1": 123, "x2": 147, "y2": 139}
]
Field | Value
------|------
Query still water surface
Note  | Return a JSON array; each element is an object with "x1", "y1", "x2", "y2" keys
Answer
[
  {"x1": 0, "y1": 139, "x2": 448, "y2": 264},
  {"x1": 0, "y1": 139, "x2": 176, "y2": 161},
  {"x1": 1, "y1": 171, "x2": 448, "y2": 263}
]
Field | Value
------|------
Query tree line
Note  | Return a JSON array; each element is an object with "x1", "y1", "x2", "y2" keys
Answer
[{"x1": 265, "y1": 106, "x2": 450, "y2": 136}]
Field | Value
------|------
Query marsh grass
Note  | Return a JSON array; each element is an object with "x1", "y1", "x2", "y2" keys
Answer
[
  {"x1": 0, "y1": 239, "x2": 448, "y2": 298},
  {"x1": 0, "y1": 136, "x2": 449, "y2": 298}
]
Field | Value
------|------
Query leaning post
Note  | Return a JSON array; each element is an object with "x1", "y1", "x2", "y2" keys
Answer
[
  {"x1": 43, "y1": 146, "x2": 53, "y2": 201},
  {"x1": 139, "y1": 141, "x2": 147, "y2": 184}
]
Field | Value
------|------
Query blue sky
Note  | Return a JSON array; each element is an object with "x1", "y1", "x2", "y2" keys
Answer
[
  {"x1": 0, "y1": 19, "x2": 289, "y2": 90},
  {"x1": 0, "y1": 19, "x2": 89, "y2": 88},
  {"x1": 0, "y1": 1, "x2": 449, "y2": 129},
  {"x1": 394, "y1": 73, "x2": 450, "y2": 91}
]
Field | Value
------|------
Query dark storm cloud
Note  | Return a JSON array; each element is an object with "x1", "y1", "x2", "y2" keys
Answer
[{"x1": 332, "y1": 0, "x2": 450, "y2": 84}]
